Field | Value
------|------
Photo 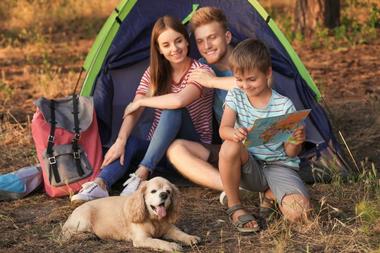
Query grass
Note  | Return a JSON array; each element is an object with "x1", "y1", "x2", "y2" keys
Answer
[
  {"x1": 0, "y1": 0, "x2": 118, "y2": 47},
  {"x1": 0, "y1": 0, "x2": 379, "y2": 252}
]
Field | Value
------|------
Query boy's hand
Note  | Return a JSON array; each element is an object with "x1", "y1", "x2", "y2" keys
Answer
[
  {"x1": 288, "y1": 125, "x2": 305, "y2": 145},
  {"x1": 232, "y1": 127, "x2": 249, "y2": 143}
]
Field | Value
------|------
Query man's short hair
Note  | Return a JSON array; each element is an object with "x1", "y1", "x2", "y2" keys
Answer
[
  {"x1": 229, "y1": 39, "x2": 271, "y2": 75},
  {"x1": 190, "y1": 6, "x2": 228, "y2": 32}
]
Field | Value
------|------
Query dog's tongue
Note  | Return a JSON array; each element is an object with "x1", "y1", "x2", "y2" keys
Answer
[{"x1": 156, "y1": 206, "x2": 167, "y2": 219}]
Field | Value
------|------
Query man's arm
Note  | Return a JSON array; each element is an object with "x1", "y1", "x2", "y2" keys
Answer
[{"x1": 189, "y1": 68, "x2": 235, "y2": 90}]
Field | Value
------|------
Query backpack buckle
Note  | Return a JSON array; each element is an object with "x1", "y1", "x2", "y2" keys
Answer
[
  {"x1": 48, "y1": 135, "x2": 55, "y2": 143},
  {"x1": 73, "y1": 133, "x2": 80, "y2": 141},
  {"x1": 73, "y1": 151, "x2": 80, "y2": 159},
  {"x1": 48, "y1": 156, "x2": 57, "y2": 165}
]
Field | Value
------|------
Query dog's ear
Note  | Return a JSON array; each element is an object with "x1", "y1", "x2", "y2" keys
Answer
[
  {"x1": 167, "y1": 183, "x2": 180, "y2": 224},
  {"x1": 125, "y1": 181, "x2": 147, "y2": 223}
]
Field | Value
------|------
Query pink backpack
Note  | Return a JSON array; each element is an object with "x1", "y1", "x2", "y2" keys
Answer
[{"x1": 32, "y1": 95, "x2": 102, "y2": 197}]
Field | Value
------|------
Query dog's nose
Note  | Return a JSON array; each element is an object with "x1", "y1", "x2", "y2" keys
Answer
[{"x1": 159, "y1": 192, "x2": 168, "y2": 200}]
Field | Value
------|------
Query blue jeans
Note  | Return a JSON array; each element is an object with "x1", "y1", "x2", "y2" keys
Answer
[
  {"x1": 99, "y1": 109, "x2": 200, "y2": 188},
  {"x1": 98, "y1": 135, "x2": 149, "y2": 189},
  {"x1": 140, "y1": 108, "x2": 200, "y2": 172}
]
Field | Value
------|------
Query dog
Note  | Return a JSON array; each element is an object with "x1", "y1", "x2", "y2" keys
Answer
[{"x1": 62, "y1": 177, "x2": 200, "y2": 252}]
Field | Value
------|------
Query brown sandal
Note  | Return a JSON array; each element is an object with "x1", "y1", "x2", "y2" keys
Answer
[{"x1": 226, "y1": 204, "x2": 260, "y2": 233}]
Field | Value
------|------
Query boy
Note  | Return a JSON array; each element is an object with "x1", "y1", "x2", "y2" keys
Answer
[{"x1": 219, "y1": 39, "x2": 310, "y2": 232}]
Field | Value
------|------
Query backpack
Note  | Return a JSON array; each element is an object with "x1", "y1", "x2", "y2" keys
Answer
[
  {"x1": 31, "y1": 95, "x2": 103, "y2": 197},
  {"x1": 0, "y1": 165, "x2": 42, "y2": 201}
]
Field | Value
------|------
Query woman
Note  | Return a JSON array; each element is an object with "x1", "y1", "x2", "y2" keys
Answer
[{"x1": 71, "y1": 16, "x2": 214, "y2": 202}]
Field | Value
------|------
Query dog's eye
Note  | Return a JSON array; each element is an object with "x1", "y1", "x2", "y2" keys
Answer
[
  {"x1": 166, "y1": 190, "x2": 171, "y2": 194},
  {"x1": 150, "y1": 190, "x2": 157, "y2": 194}
]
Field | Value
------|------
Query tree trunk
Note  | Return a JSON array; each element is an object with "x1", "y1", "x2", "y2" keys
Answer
[{"x1": 295, "y1": 0, "x2": 340, "y2": 36}]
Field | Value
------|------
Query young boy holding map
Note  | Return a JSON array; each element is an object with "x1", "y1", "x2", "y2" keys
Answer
[{"x1": 219, "y1": 39, "x2": 311, "y2": 232}]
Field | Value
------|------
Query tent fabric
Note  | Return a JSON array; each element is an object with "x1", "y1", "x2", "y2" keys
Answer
[{"x1": 84, "y1": 0, "x2": 342, "y2": 169}]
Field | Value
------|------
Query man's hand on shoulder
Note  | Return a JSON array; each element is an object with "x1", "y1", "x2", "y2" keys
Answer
[
  {"x1": 189, "y1": 68, "x2": 236, "y2": 91},
  {"x1": 188, "y1": 68, "x2": 215, "y2": 88}
]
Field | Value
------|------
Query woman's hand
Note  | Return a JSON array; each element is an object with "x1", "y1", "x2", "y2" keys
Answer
[
  {"x1": 188, "y1": 68, "x2": 215, "y2": 88},
  {"x1": 288, "y1": 125, "x2": 306, "y2": 145},
  {"x1": 101, "y1": 138, "x2": 126, "y2": 168},
  {"x1": 123, "y1": 100, "x2": 141, "y2": 118}
]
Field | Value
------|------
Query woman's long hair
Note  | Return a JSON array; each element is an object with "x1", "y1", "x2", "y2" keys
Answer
[{"x1": 150, "y1": 16, "x2": 190, "y2": 96}]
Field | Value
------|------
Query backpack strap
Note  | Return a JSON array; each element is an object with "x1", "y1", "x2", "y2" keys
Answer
[
  {"x1": 71, "y1": 94, "x2": 85, "y2": 177},
  {"x1": 46, "y1": 100, "x2": 61, "y2": 184}
]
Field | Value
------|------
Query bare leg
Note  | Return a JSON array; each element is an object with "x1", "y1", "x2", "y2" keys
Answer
[
  {"x1": 94, "y1": 177, "x2": 107, "y2": 190},
  {"x1": 264, "y1": 189, "x2": 310, "y2": 222},
  {"x1": 134, "y1": 165, "x2": 150, "y2": 180},
  {"x1": 219, "y1": 140, "x2": 257, "y2": 229},
  {"x1": 167, "y1": 140, "x2": 223, "y2": 191},
  {"x1": 280, "y1": 194, "x2": 310, "y2": 222}
]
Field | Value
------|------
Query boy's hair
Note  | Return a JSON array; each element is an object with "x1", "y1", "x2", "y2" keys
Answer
[
  {"x1": 229, "y1": 38, "x2": 271, "y2": 75},
  {"x1": 190, "y1": 6, "x2": 228, "y2": 32}
]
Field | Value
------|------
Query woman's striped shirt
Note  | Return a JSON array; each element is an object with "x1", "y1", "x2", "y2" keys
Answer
[{"x1": 136, "y1": 59, "x2": 214, "y2": 144}]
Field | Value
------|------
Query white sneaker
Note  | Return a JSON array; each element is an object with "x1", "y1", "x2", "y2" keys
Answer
[
  {"x1": 219, "y1": 191, "x2": 227, "y2": 206},
  {"x1": 120, "y1": 173, "x2": 142, "y2": 196},
  {"x1": 219, "y1": 187, "x2": 250, "y2": 206},
  {"x1": 71, "y1": 181, "x2": 109, "y2": 203}
]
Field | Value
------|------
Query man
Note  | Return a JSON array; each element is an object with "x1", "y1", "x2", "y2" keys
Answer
[{"x1": 167, "y1": 6, "x2": 233, "y2": 192}]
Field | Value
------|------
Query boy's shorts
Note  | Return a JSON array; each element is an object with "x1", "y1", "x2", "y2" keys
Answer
[
  {"x1": 240, "y1": 153, "x2": 309, "y2": 205},
  {"x1": 201, "y1": 143, "x2": 221, "y2": 167}
]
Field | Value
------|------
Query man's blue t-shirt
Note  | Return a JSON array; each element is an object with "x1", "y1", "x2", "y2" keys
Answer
[{"x1": 199, "y1": 58, "x2": 230, "y2": 125}]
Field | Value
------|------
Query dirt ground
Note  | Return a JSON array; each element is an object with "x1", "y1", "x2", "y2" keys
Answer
[{"x1": 0, "y1": 28, "x2": 379, "y2": 253}]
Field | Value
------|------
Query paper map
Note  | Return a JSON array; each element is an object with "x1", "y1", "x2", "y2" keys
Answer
[{"x1": 244, "y1": 109, "x2": 311, "y2": 147}]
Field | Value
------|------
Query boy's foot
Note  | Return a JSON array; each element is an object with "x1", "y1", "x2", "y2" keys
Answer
[
  {"x1": 259, "y1": 192, "x2": 277, "y2": 222},
  {"x1": 71, "y1": 181, "x2": 109, "y2": 203},
  {"x1": 226, "y1": 204, "x2": 260, "y2": 233},
  {"x1": 120, "y1": 173, "x2": 143, "y2": 196}
]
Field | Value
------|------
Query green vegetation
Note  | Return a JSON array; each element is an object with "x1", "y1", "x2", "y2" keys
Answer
[{"x1": 265, "y1": 0, "x2": 379, "y2": 49}]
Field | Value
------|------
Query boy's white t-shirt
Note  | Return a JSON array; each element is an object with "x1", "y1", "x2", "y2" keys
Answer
[{"x1": 224, "y1": 88, "x2": 300, "y2": 167}]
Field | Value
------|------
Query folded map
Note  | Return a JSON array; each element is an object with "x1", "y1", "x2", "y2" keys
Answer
[{"x1": 244, "y1": 109, "x2": 311, "y2": 147}]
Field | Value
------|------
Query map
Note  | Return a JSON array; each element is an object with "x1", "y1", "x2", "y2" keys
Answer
[{"x1": 244, "y1": 109, "x2": 311, "y2": 147}]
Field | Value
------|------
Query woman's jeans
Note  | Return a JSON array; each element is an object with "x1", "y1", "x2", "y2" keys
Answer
[{"x1": 99, "y1": 109, "x2": 200, "y2": 189}]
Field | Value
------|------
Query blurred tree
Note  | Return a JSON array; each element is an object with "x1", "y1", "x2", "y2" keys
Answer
[{"x1": 295, "y1": 0, "x2": 340, "y2": 36}]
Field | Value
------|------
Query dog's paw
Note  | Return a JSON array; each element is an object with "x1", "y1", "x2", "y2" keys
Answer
[
  {"x1": 183, "y1": 235, "x2": 201, "y2": 246},
  {"x1": 167, "y1": 242, "x2": 183, "y2": 252}
]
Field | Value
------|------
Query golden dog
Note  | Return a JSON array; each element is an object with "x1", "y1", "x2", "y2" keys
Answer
[{"x1": 62, "y1": 177, "x2": 200, "y2": 251}]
